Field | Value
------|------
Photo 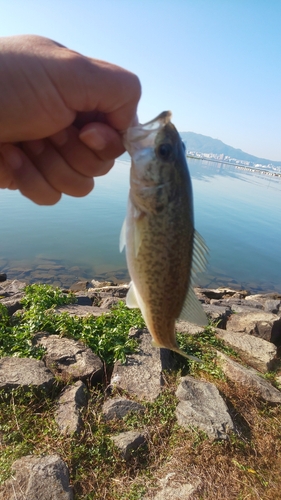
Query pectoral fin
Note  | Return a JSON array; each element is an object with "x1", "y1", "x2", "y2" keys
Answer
[{"x1": 126, "y1": 281, "x2": 141, "y2": 309}]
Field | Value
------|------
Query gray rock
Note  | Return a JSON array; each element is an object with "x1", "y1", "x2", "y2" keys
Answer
[
  {"x1": 99, "y1": 296, "x2": 124, "y2": 309},
  {"x1": 33, "y1": 333, "x2": 103, "y2": 382},
  {"x1": 93, "y1": 285, "x2": 129, "y2": 298},
  {"x1": 111, "y1": 328, "x2": 163, "y2": 401},
  {"x1": 54, "y1": 304, "x2": 109, "y2": 317},
  {"x1": 0, "y1": 357, "x2": 54, "y2": 391},
  {"x1": 217, "y1": 352, "x2": 281, "y2": 404},
  {"x1": 102, "y1": 397, "x2": 145, "y2": 420},
  {"x1": 175, "y1": 320, "x2": 205, "y2": 335},
  {"x1": 69, "y1": 280, "x2": 90, "y2": 292},
  {"x1": 0, "y1": 292, "x2": 24, "y2": 315},
  {"x1": 226, "y1": 311, "x2": 281, "y2": 343},
  {"x1": 0, "y1": 454, "x2": 73, "y2": 499},
  {"x1": 55, "y1": 381, "x2": 88, "y2": 435},
  {"x1": 264, "y1": 299, "x2": 281, "y2": 314},
  {"x1": 211, "y1": 298, "x2": 263, "y2": 312},
  {"x1": 143, "y1": 475, "x2": 200, "y2": 500},
  {"x1": 0, "y1": 279, "x2": 26, "y2": 295},
  {"x1": 0, "y1": 273, "x2": 7, "y2": 282},
  {"x1": 202, "y1": 303, "x2": 231, "y2": 328},
  {"x1": 215, "y1": 328, "x2": 278, "y2": 373},
  {"x1": 175, "y1": 376, "x2": 234, "y2": 440},
  {"x1": 112, "y1": 430, "x2": 146, "y2": 459}
]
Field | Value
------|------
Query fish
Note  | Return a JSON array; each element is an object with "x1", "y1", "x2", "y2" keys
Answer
[{"x1": 120, "y1": 111, "x2": 208, "y2": 360}]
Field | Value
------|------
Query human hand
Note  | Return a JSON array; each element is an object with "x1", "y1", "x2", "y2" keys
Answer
[{"x1": 0, "y1": 35, "x2": 141, "y2": 204}]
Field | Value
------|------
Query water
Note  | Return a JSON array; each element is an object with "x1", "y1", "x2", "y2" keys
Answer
[{"x1": 0, "y1": 158, "x2": 280, "y2": 292}]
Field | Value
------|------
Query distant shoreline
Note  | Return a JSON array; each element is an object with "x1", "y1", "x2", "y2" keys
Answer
[{"x1": 187, "y1": 155, "x2": 281, "y2": 178}]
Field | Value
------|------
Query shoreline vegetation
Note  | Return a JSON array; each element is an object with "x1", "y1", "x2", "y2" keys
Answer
[{"x1": 0, "y1": 277, "x2": 280, "y2": 499}]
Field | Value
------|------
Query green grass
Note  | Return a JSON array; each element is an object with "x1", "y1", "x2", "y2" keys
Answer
[{"x1": 0, "y1": 284, "x2": 144, "y2": 364}]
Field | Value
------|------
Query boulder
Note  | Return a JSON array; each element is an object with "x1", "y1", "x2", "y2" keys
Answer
[
  {"x1": 0, "y1": 273, "x2": 7, "y2": 282},
  {"x1": 111, "y1": 328, "x2": 163, "y2": 401},
  {"x1": 217, "y1": 352, "x2": 281, "y2": 404},
  {"x1": 202, "y1": 304, "x2": 231, "y2": 328},
  {"x1": 54, "y1": 304, "x2": 109, "y2": 317},
  {"x1": 0, "y1": 292, "x2": 24, "y2": 315},
  {"x1": 55, "y1": 381, "x2": 88, "y2": 435},
  {"x1": 111, "y1": 431, "x2": 146, "y2": 460},
  {"x1": 226, "y1": 311, "x2": 281, "y2": 343},
  {"x1": 0, "y1": 357, "x2": 54, "y2": 392},
  {"x1": 215, "y1": 329, "x2": 278, "y2": 373},
  {"x1": 175, "y1": 320, "x2": 205, "y2": 335},
  {"x1": 0, "y1": 455, "x2": 73, "y2": 500},
  {"x1": 33, "y1": 333, "x2": 103, "y2": 382},
  {"x1": 102, "y1": 397, "x2": 145, "y2": 420},
  {"x1": 143, "y1": 475, "x2": 200, "y2": 500},
  {"x1": 175, "y1": 376, "x2": 234, "y2": 440}
]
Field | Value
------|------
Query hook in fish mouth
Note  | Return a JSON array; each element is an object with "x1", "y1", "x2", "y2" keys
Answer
[{"x1": 123, "y1": 111, "x2": 172, "y2": 157}]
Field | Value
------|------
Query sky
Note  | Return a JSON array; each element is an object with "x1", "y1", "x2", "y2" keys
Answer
[{"x1": 1, "y1": 0, "x2": 281, "y2": 160}]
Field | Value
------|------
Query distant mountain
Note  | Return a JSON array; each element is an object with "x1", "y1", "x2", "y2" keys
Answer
[{"x1": 180, "y1": 132, "x2": 281, "y2": 166}]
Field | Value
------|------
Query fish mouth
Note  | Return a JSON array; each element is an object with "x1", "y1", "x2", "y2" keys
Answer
[{"x1": 123, "y1": 111, "x2": 172, "y2": 158}]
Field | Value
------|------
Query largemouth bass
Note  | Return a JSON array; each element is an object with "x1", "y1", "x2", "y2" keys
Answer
[{"x1": 120, "y1": 111, "x2": 208, "y2": 359}]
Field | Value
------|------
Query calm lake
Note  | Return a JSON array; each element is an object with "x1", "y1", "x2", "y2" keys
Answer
[{"x1": 1, "y1": 157, "x2": 281, "y2": 292}]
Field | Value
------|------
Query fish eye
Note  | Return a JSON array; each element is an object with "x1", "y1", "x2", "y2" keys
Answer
[{"x1": 157, "y1": 143, "x2": 173, "y2": 160}]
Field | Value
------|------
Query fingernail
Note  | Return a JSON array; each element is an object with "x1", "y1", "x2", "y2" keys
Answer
[
  {"x1": 25, "y1": 139, "x2": 45, "y2": 155},
  {"x1": 1, "y1": 146, "x2": 23, "y2": 170},
  {"x1": 79, "y1": 127, "x2": 106, "y2": 150},
  {"x1": 50, "y1": 129, "x2": 68, "y2": 147}
]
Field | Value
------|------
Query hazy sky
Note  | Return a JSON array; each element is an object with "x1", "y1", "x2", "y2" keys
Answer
[{"x1": 2, "y1": 0, "x2": 281, "y2": 160}]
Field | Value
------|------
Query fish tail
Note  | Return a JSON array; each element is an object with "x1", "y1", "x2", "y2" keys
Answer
[{"x1": 152, "y1": 340, "x2": 202, "y2": 363}]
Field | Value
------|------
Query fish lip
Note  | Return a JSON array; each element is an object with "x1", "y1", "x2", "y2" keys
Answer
[{"x1": 123, "y1": 111, "x2": 172, "y2": 157}]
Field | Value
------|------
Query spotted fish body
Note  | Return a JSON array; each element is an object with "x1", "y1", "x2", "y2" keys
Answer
[{"x1": 120, "y1": 112, "x2": 208, "y2": 359}]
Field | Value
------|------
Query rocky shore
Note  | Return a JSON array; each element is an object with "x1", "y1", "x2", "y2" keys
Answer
[{"x1": 0, "y1": 276, "x2": 280, "y2": 499}]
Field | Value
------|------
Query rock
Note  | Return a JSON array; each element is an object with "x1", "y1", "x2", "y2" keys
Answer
[
  {"x1": 226, "y1": 311, "x2": 281, "y2": 343},
  {"x1": 54, "y1": 303, "x2": 109, "y2": 317},
  {"x1": 175, "y1": 320, "x2": 205, "y2": 335},
  {"x1": 0, "y1": 292, "x2": 24, "y2": 315},
  {"x1": 0, "y1": 279, "x2": 26, "y2": 295},
  {"x1": 55, "y1": 381, "x2": 88, "y2": 435},
  {"x1": 215, "y1": 329, "x2": 278, "y2": 373},
  {"x1": 0, "y1": 357, "x2": 54, "y2": 392},
  {"x1": 202, "y1": 304, "x2": 231, "y2": 328},
  {"x1": 0, "y1": 273, "x2": 7, "y2": 282},
  {"x1": 210, "y1": 298, "x2": 263, "y2": 312},
  {"x1": 111, "y1": 328, "x2": 163, "y2": 401},
  {"x1": 111, "y1": 431, "x2": 146, "y2": 459},
  {"x1": 0, "y1": 279, "x2": 26, "y2": 315},
  {"x1": 143, "y1": 474, "x2": 200, "y2": 500},
  {"x1": 69, "y1": 281, "x2": 90, "y2": 292},
  {"x1": 99, "y1": 296, "x2": 124, "y2": 309},
  {"x1": 93, "y1": 285, "x2": 129, "y2": 298},
  {"x1": 217, "y1": 352, "x2": 281, "y2": 404},
  {"x1": 33, "y1": 333, "x2": 103, "y2": 382},
  {"x1": 91, "y1": 279, "x2": 116, "y2": 287},
  {"x1": 175, "y1": 376, "x2": 234, "y2": 440},
  {"x1": 102, "y1": 397, "x2": 145, "y2": 420},
  {"x1": 264, "y1": 299, "x2": 281, "y2": 314},
  {"x1": 0, "y1": 454, "x2": 73, "y2": 499}
]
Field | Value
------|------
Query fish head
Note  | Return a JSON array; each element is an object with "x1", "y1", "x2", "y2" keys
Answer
[{"x1": 124, "y1": 112, "x2": 190, "y2": 214}]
